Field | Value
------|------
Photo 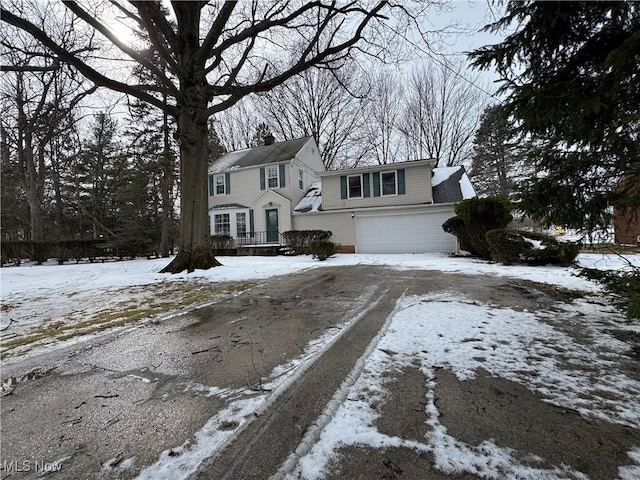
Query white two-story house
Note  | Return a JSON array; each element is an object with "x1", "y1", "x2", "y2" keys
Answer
[
  {"x1": 208, "y1": 135, "x2": 324, "y2": 245},
  {"x1": 209, "y1": 135, "x2": 475, "y2": 253}
]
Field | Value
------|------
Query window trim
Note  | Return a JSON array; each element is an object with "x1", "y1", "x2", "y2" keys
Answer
[
  {"x1": 347, "y1": 174, "x2": 363, "y2": 199},
  {"x1": 236, "y1": 212, "x2": 247, "y2": 236},
  {"x1": 214, "y1": 173, "x2": 226, "y2": 195},
  {"x1": 380, "y1": 170, "x2": 398, "y2": 197},
  {"x1": 213, "y1": 213, "x2": 230, "y2": 236},
  {"x1": 266, "y1": 165, "x2": 279, "y2": 189}
]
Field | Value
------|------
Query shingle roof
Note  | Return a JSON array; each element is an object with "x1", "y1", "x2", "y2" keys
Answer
[
  {"x1": 209, "y1": 203, "x2": 249, "y2": 210},
  {"x1": 209, "y1": 137, "x2": 312, "y2": 174},
  {"x1": 432, "y1": 166, "x2": 476, "y2": 204}
]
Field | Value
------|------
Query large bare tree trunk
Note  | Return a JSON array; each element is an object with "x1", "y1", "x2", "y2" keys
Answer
[{"x1": 161, "y1": 89, "x2": 220, "y2": 273}]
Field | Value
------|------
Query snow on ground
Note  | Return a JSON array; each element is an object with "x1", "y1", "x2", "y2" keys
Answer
[{"x1": 2, "y1": 253, "x2": 640, "y2": 479}]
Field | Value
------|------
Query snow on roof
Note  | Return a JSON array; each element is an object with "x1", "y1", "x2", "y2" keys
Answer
[
  {"x1": 431, "y1": 166, "x2": 461, "y2": 187},
  {"x1": 294, "y1": 181, "x2": 322, "y2": 213},
  {"x1": 459, "y1": 172, "x2": 476, "y2": 200},
  {"x1": 432, "y1": 166, "x2": 476, "y2": 203}
]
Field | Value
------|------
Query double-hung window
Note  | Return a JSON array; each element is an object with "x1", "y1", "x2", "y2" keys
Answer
[
  {"x1": 348, "y1": 175, "x2": 362, "y2": 199},
  {"x1": 298, "y1": 168, "x2": 304, "y2": 190},
  {"x1": 381, "y1": 171, "x2": 397, "y2": 196},
  {"x1": 266, "y1": 165, "x2": 279, "y2": 188},
  {"x1": 236, "y1": 212, "x2": 247, "y2": 236},
  {"x1": 214, "y1": 174, "x2": 226, "y2": 195},
  {"x1": 214, "y1": 214, "x2": 230, "y2": 235}
]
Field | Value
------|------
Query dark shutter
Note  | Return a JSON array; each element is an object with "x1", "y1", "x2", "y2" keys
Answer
[
  {"x1": 397, "y1": 169, "x2": 405, "y2": 195},
  {"x1": 260, "y1": 167, "x2": 266, "y2": 190},
  {"x1": 340, "y1": 176, "x2": 347, "y2": 199},
  {"x1": 363, "y1": 173, "x2": 371, "y2": 197},
  {"x1": 225, "y1": 172, "x2": 231, "y2": 194},
  {"x1": 373, "y1": 172, "x2": 381, "y2": 197},
  {"x1": 208, "y1": 175, "x2": 214, "y2": 196},
  {"x1": 249, "y1": 209, "x2": 255, "y2": 236},
  {"x1": 279, "y1": 164, "x2": 286, "y2": 188}
]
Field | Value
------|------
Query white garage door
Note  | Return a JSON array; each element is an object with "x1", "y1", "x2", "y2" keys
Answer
[{"x1": 356, "y1": 212, "x2": 458, "y2": 253}]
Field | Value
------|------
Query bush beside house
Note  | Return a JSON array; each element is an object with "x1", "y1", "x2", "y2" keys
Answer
[
  {"x1": 442, "y1": 197, "x2": 513, "y2": 259},
  {"x1": 282, "y1": 230, "x2": 332, "y2": 255},
  {"x1": 310, "y1": 240, "x2": 338, "y2": 261},
  {"x1": 486, "y1": 229, "x2": 580, "y2": 266}
]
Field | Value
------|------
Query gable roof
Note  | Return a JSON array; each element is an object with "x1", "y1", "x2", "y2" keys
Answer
[
  {"x1": 432, "y1": 166, "x2": 476, "y2": 203},
  {"x1": 209, "y1": 136, "x2": 313, "y2": 174}
]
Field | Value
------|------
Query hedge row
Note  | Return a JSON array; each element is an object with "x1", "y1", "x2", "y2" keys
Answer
[
  {"x1": 1, "y1": 239, "x2": 162, "y2": 266},
  {"x1": 485, "y1": 229, "x2": 580, "y2": 266},
  {"x1": 282, "y1": 230, "x2": 332, "y2": 255}
]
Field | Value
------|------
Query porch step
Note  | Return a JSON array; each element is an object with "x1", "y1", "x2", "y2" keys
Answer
[{"x1": 236, "y1": 245, "x2": 283, "y2": 256}]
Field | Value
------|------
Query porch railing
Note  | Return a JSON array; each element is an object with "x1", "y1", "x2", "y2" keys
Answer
[{"x1": 235, "y1": 231, "x2": 284, "y2": 246}]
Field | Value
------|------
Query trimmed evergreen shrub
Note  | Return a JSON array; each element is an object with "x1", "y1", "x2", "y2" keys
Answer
[
  {"x1": 442, "y1": 197, "x2": 513, "y2": 259},
  {"x1": 310, "y1": 239, "x2": 338, "y2": 261},
  {"x1": 283, "y1": 230, "x2": 332, "y2": 255},
  {"x1": 486, "y1": 229, "x2": 580, "y2": 266},
  {"x1": 485, "y1": 229, "x2": 529, "y2": 265}
]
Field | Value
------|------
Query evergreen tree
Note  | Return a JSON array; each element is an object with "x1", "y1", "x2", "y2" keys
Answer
[
  {"x1": 469, "y1": 105, "x2": 523, "y2": 198},
  {"x1": 471, "y1": 1, "x2": 640, "y2": 228},
  {"x1": 73, "y1": 112, "x2": 124, "y2": 239}
]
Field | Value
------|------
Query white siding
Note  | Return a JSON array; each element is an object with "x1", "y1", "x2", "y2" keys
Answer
[
  {"x1": 321, "y1": 163, "x2": 433, "y2": 211},
  {"x1": 292, "y1": 212, "x2": 356, "y2": 246}
]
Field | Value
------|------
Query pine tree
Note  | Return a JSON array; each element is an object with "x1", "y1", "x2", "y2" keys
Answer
[
  {"x1": 469, "y1": 105, "x2": 522, "y2": 198},
  {"x1": 73, "y1": 113, "x2": 123, "y2": 240},
  {"x1": 470, "y1": 1, "x2": 640, "y2": 228}
]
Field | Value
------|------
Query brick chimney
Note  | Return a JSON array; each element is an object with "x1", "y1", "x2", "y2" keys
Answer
[{"x1": 263, "y1": 134, "x2": 275, "y2": 145}]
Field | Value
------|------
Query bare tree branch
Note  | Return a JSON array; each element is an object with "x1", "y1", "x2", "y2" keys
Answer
[{"x1": 1, "y1": 6, "x2": 179, "y2": 117}]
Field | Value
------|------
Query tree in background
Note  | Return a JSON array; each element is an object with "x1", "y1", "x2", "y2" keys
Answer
[
  {"x1": 212, "y1": 99, "x2": 260, "y2": 152},
  {"x1": 470, "y1": 1, "x2": 640, "y2": 229},
  {"x1": 361, "y1": 71, "x2": 404, "y2": 165},
  {"x1": 125, "y1": 97, "x2": 179, "y2": 258},
  {"x1": 3, "y1": 1, "x2": 432, "y2": 272},
  {"x1": 0, "y1": 124, "x2": 29, "y2": 240},
  {"x1": 73, "y1": 112, "x2": 124, "y2": 240},
  {"x1": 399, "y1": 59, "x2": 485, "y2": 167},
  {"x1": 251, "y1": 122, "x2": 274, "y2": 147},
  {"x1": 1, "y1": 10, "x2": 96, "y2": 243},
  {"x1": 469, "y1": 104, "x2": 524, "y2": 198},
  {"x1": 253, "y1": 66, "x2": 367, "y2": 169},
  {"x1": 207, "y1": 120, "x2": 226, "y2": 166}
]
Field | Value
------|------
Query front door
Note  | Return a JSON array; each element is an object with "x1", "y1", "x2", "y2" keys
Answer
[{"x1": 266, "y1": 209, "x2": 279, "y2": 243}]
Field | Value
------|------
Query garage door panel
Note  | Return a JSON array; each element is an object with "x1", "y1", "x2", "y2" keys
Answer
[{"x1": 356, "y1": 212, "x2": 457, "y2": 254}]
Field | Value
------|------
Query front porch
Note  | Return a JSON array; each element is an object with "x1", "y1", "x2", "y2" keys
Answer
[{"x1": 212, "y1": 231, "x2": 287, "y2": 256}]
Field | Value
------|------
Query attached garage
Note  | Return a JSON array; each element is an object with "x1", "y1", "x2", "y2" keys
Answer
[{"x1": 356, "y1": 210, "x2": 458, "y2": 254}]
